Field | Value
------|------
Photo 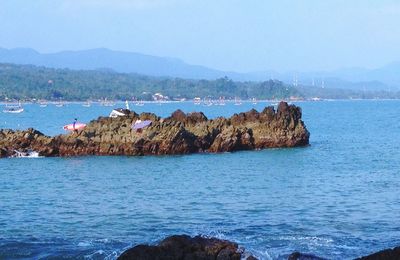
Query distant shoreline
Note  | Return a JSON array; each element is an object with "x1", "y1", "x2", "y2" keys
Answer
[{"x1": 2, "y1": 98, "x2": 400, "y2": 105}]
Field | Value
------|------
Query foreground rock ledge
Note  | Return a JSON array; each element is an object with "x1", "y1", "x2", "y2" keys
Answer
[
  {"x1": 118, "y1": 235, "x2": 256, "y2": 260},
  {"x1": 0, "y1": 102, "x2": 310, "y2": 158},
  {"x1": 118, "y1": 235, "x2": 400, "y2": 260},
  {"x1": 288, "y1": 246, "x2": 400, "y2": 260}
]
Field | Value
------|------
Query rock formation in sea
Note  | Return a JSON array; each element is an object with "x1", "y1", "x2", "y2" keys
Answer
[
  {"x1": 0, "y1": 101, "x2": 310, "y2": 158},
  {"x1": 117, "y1": 235, "x2": 256, "y2": 260},
  {"x1": 355, "y1": 246, "x2": 400, "y2": 260},
  {"x1": 117, "y1": 236, "x2": 400, "y2": 260},
  {"x1": 288, "y1": 245, "x2": 400, "y2": 260}
]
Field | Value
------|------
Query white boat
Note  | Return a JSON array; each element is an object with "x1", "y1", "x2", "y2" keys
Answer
[
  {"x1": 218, "y1": 97, "x2": 226, "y2": 106},
  {"x1": 3, "y1": 102, "x2": 24, "y2": 113},
  {"x1": 203, "y1": 98, "x2": 213, "y2": 106},
  {"x1": 109, "y1": 108, "x2": 130, "y2": 118},
  {"x1": 101, "y1": 98, "x2": 115, "y2": 106},
  {"x1": 193, "y1": 97, "x2": 201, "y2": 105},
  {"x1": 234, "y1": 97, "x2": 242, "y2": 105},
  {"x1": 135, "y1": 100, "x2": 144, "y2": 106},
  {"x1": 39, "y1": 101, "x2": 48, "y2": 107},
  {"x1": 109, "y1": 100, "x2": 131, "y2": 118},
  {"x1": 82, "y1": 101, "x2": 91, "y2": 107},
  {"x1": 54, "y1": 99, "x2": 65, "y2": 107},
  {"x1": 252, "y1": 98, "x2": 258, "y2": 105}
]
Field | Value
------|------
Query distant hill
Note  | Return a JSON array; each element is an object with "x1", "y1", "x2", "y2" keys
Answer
[
  {"x1": 0, "y1": 63, "x2": 301, "y2": 101},
  {"x1": 0, "y1": 63, "x2": 397, "y2": 101},
  {"x1": 0, "y1": 47, "x2": 246, "y2": 80},
  {"x1": 0, "y1": 47, "x2": 398, "y2": 91}
]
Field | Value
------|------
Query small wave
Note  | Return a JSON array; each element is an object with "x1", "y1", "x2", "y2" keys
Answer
[
  {"x1": 77, "y1": 241, "x2": 92, "y2": 247},
  {"x1": 10, "y1": 150, "x2": 42, "y2": 158},
  {"x1": 278, "y1": 235, "x2": 334, "y2": 244}
]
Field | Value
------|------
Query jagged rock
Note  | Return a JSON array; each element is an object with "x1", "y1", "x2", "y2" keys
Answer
[
  {"x1": 0, "y1": 102, "x2": 310, "y2": 158},
  {"x1": 288, "y1": 251, "x2": 327, "y2": 260},
  {"x1": 355, "y1": 246, "x2": 400, "y2": 260},
  {"x1": 117, "y1": 235, "x2": 255, "y2": 260}
]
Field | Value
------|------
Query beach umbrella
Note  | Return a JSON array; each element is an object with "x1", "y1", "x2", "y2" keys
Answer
[{"x1": 132, "y1": 120, "x2": 152, "y2": 130}]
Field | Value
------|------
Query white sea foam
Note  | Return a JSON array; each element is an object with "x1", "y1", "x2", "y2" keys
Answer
[{"x1": 11, "y1": 150, "x2": 42, "y2": 158}]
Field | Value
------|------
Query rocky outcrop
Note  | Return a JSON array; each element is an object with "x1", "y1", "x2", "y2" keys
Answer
[
  {"x1": 355, "y1": 246, "x2": 400, "y2": 260},
  {"x1": 288, "y1": 246, "x2": 400, "y2": 260},
  {"x1": 117, "y1": 233, "x2": 400, "y2": 260},
  {"x1": 118, "y1": 235, "x2": 255, "y2": 260},
  {"x1": 288, "y1": 252, "x2": 327, "y2": 260},
  {"x1": 0, "y1": 102, "x2": 310, "y2": 158}
]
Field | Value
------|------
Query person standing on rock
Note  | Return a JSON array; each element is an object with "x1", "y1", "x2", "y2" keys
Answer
[{"x1": 73, "y1": 118, "x2": 78, "y2": 133}]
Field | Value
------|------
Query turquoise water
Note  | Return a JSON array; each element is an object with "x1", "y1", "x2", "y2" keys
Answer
[{"x1": 1, "y1": 100, "x2": 400, "y2": 259}]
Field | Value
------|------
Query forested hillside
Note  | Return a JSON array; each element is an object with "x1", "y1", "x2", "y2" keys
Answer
[{"x1": 0, "y1": 63, "x2": 300, "y2": 101}]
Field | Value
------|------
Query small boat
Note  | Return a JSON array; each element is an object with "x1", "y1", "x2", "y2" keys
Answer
[
  {"x1": 39, "y1": 100, "x2": 48, "y2": 107},
  {"x1": 109, "y1": 100, "x2": 131, "y2": 118},
  {"x1": 82, "y1": 101, "x2": 91, "y2": 107},
  {"x1": 218, "y1": 97, "x2": 226, "y2": 106},
  {"x1": 55, "y1": 100, "x2": 65, "y2": 107},
  {"x1": 234, "y1": 97, "x2": 242, "y2": 105},
  {"x1": 252, "y1": 98, "x2": 258, "y2": 105},
  {"x1": 203, "y1": 98, "x2": 213, "y2": 106},
  {"x1": 193, "y1": 97, "x2": 201, "y2": 105},
  {"x1": 3, "y1": 102, "x2": 24, "y2": 113},
  {"x1": 101, "y1": 98, "x2": 115, "y2": 106},
  {"x1": 109, "y1": 108, "x2": 130, "y2": 118},
  {"x1": 135, "y1": 100, "x2": 144, "y2": 106}
]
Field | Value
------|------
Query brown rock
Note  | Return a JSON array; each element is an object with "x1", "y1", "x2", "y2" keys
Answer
[
  {"x1": 0, "y1": 102, "x2": 309, "y2": 158},
  {"x1": 118, "y1": 235, "x2": 249, "y2": 260}
]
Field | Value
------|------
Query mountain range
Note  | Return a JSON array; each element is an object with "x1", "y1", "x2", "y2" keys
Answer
[{"x1": 0, "y1": 47, "x2": 399, "y2": 91}]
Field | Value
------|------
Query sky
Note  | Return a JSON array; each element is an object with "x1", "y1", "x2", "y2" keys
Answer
[{"x1": 0, "y1": 0, "x2": 400, "y2": 72}]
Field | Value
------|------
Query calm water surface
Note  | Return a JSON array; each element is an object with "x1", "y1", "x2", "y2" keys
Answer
[{"x1": 0, "y1": 100, "x2": 400, "y2": 259}]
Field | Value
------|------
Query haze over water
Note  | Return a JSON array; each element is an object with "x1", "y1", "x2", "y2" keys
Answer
[{"x1": 1, "y1": 101, "x2": 399, "y2": 259}]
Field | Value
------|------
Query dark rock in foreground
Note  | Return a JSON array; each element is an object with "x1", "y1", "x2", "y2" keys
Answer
[
  {"x1": 355, "y1": 246, "x2": 400, "y2": 260},
  {"x1": 289, "y1": 245, "x2": 400, "y2": 260},
  {"x1": 118, "y1": 235, "x2": 400, "y2": 260},
  {"x1": 288, "y1": 251, "x2": 327, "y2": 260},
  {"x1": 118, "y1": 235, "x2": 254, "y2": 260},
  {"x1": 0, "y1": 102, "x2": 310, "y2": 158}
]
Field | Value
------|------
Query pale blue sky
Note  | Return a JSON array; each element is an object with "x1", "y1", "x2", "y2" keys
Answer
[{"x1": 0, "y1": 0, "x2": 400, "y2": 72}]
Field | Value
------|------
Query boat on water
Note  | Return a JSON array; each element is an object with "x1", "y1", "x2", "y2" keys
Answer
[
  {"x1": 203, "y1": 98, "x2": 213, "y2": 106},
  {"x1": 234, "y1": 97, "x2": 242, "y2": 105},
  {"x1": 135, "y1": 100, "x2": 144, "y2": 106},
  {"x1": 82, "y1": 101, "x2": 91, "y2": 107},
  {"x1": 101, "y1": 98, "x2": 115, "y2": 107},
  {"x1": 193, "y1": 97, "x2": 201, "y2": 105},
  {"x1": 39, "y1": 100, "x2": 48, "y2": 107},
  {"x1": 54, "y1": 100, "x2": 65, "y2": 107},
  {"x1": 252, "y1": 98, "x2": 258, "y2": 105},
  {"x1": 218, "y1": 97, "x2": 226, "y2": 106},
  {"x1": 3, "y1": 102, "x2": 24, "y2": 113}
]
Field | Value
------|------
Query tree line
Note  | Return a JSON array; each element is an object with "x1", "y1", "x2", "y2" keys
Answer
[{"x1": 0, "y1": 63, "x2": 301, "y2": 101}]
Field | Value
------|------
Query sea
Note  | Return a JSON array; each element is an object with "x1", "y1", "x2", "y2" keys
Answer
[{"x1": 0, "y1": 100, "x2": 399, "y2": 259}]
